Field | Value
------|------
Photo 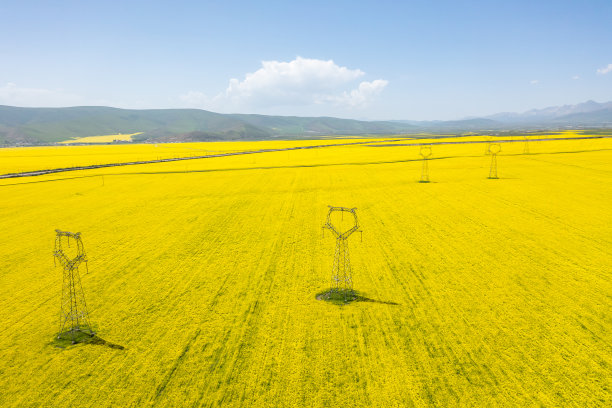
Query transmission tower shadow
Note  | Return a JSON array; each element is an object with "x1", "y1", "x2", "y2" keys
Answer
[
  {"x1": 51, "y1": 331, "x2": 125, "y2": 350},
  {"x1": 315, "y1": 290, "x2": 399, "y2": 306}
]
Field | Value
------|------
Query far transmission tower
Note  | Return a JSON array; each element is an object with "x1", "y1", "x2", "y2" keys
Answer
[
  {"x1": 419, "y1": 145, "x2": 432, "y2": 183},
  {"x1": 322, "y1": 206, "x2": 362, "y2": 300},
  {"x1": 53, "y1": 229, "x2": 95, "y2": 343},
  {"x1": 523, "y1": 136, "x2": 530, "y2": 154},
  {"x1": 488, "y1": 143, "x2": 501, "y2": 179}
]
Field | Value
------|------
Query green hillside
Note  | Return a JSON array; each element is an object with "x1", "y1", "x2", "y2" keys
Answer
[{"x1": 0, "y1": 106, "x2": 415, "y2": 145}]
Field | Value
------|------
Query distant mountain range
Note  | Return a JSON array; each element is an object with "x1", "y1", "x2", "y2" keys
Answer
[
  {"x1": 1, "y1": 100, "x2": 611, "y2": 145},
  {"x1": 390, "y1": 100, "x2": 612, "y2": 129},
  {"x1": 484, "y1": 100, "x2": 612, "y2": 123}
]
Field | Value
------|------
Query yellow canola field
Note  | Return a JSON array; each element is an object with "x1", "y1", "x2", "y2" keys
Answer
[
  {"x1": 0, "y1": 135, "x2": 610, "y2": 407},
  {"x1": 0, "y1": 138, "x2": 398, "y2": 175},
  {"x1": 379, "y1": 130, "x2": 603, "y2": 146},
  {"x1": 59, "y1": 132, "x2": 142, "y2": 144}
]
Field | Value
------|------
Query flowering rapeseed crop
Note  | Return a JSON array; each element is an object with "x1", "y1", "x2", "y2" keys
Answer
[{"x1": 0, "y1": 134, "x2": 609, "y2": 406}]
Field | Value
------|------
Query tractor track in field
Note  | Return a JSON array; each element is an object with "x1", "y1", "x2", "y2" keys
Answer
[{"x1": 2, "y1": 135, "x2": 610, "y2": 180}]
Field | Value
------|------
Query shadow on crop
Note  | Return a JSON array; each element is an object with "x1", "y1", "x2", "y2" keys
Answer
[
  {"x1": 50, "y1": 330, "x2": 125, "y2": 350},
  {"x1": 315, "y1": 289, "x2": 399, "y2": 306}
]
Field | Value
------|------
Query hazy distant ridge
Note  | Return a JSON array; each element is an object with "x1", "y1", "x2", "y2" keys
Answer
[{"x1": 485, "y1": 100, "x2": 612, "y2": 123}]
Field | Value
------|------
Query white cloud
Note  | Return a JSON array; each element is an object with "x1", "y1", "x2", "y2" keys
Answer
[
  {"x1": 183, "y1": 57, "x2": 388, "y2": 112},
  {"x1": 223, "y1": 57, "x2": 364, "y2": 101},
  {"x1": 326, "y1": 79, "x2": 389, "y2": 107},
  {"x1": 530, "y1": 80, "x2": 539, "y2": 85},
  {"x1": 596, "y1": 63, "x2": 612, "y2": 74},
  {"x1": 572, "y1": 75, "x2": 580, "y2": 80},
  {"x1": 0, "y1": 82, "x2": 82, "y2": 107}
]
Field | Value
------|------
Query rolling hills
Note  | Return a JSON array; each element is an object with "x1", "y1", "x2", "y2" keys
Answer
[
  {"x1": 1, "y1": 100, "x2": 611, "y2": 146},
  {"x1": 0, "y1": 105, "x2": 415, "y2": 145}
]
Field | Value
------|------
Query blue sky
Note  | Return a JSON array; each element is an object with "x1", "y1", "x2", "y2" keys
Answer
[{"x1": 1, "y1": 0, "x2": 610, "y2": 120}]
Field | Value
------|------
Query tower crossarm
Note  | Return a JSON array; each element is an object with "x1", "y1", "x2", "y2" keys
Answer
[
  {"x1": 324, "y1": 206, "x2": 360, "y2": 239},
  {"x1": 53, "y1": 251, "x2": 87, "y2": 268}
]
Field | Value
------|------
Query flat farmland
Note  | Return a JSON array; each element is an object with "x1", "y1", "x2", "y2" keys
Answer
[{"x1": 0, "y1": 134, "x2": 610, "y2": 406}]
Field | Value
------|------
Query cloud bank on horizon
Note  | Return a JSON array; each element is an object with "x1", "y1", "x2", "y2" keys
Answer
[{"x1": 180, "y1": 57, "x2": 388, "y2": 113}]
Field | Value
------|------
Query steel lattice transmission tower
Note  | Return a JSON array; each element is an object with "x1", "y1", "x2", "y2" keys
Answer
[
  {"x1": 523, "y1": 136, "x2": 530, "y2": 154},
  {"x1": 419, "y1": 145, "x2": 432, "y2": 183},
  {"x1": 53, "y1": 229, "x2": 95, "y2": 343},
  {"x1": 488, "y1": 143, "x2": 501, "y2": 179},
  {"x1": 323, "y1": 206, "x2": 362, "y2": 299}
]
